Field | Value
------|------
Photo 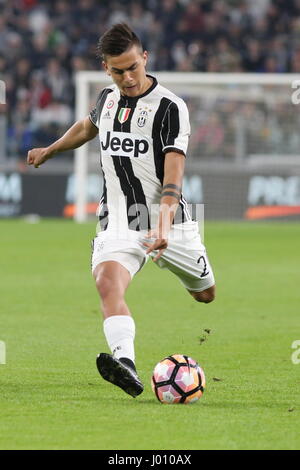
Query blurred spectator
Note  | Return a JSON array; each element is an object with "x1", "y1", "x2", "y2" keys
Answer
[
  {"x1": 0, "y1": 16, "x2": 9, "y2": 55},
  {"x1": 261, "y1": 55, "x2": 283, "y2": 73},
  {"x1": 171, "y1": 40, "x2": 188, "y2": 69},
  {"x1": 44, "y1": 58, "x2": 71, "y2": 103},
  {"x1": 107, "y1": 1, "x2": 129, "y2": 27},
  {"x1": 14, "y1": 58, "x2": 31, "y2": 91},
  {"x1": 290, "y1": 47, "x2": 300, "y2": 72},
  {"x1": 157, "y1": 0, "x2": 183, "y2": 48},
  {"x1": 214, "y1": 37, "x2": 242, "y2": 72},
  {"x1": 0, "y1": 54, "x2": 7, "y2": 75},
  {"x1": 31, "y1": 100, "x2": 72, "y2": 127},
  {"x1": 242, "y1": 39, "x2": 265, "y2": 72},
  {"x1": 181, "y1": 1, "x2": 204, "y2": 40},
  {"x1": 29, "y1": 71, "x2": 52, "y2": 110},
  {"x1": 30, "y1": 34, "x2": 51, "y2": 69},
  {"x1": 190, "y1": 112, "x2": 225, "y2": 157}
]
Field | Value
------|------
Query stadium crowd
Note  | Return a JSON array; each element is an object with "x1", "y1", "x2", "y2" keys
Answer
[{"x1": 1, "y1": 0, "x2": 300, "y2": 158}]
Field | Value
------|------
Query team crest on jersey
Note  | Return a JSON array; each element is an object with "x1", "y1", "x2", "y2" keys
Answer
[
  {"x1": 118, "y1": 108, "x2": 131, "y2": 124},
  {"x1": 137, "y1": 110, "x2": 148, "y2": 128}
]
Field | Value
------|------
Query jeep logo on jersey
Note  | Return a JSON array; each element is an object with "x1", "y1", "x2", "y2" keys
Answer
[
  {"x1": 137, "y1": 110, "x2": 148, "y2": 128},
  {"x1": 100, "y1": 131, "x2": 150, "y2": 159},
  {"x1": 118, "y1": 108, "x2": 131, "y2": 124}
]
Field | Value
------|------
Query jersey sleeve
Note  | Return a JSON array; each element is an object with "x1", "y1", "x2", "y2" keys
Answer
[
  {"x1": 89, "y1": 106, "x2": 98, "y2": 128},
  {"x1": 89, "y1": 88, "x2": 112, "y2": 129},
  {"x1": 162, "y1": 100, "x2": 191, "y2": 157},
  {"x1": 89, "y1": 91, "x2": 103, "y2": 129}
]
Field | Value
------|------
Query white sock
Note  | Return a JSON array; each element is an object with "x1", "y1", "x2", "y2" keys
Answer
[{"x1": 103, "y1": 315, "x2": 135, "y2": 363}]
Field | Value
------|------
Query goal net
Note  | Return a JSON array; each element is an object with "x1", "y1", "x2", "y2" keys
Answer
[{"x1": 74, "y1": 72, "x2": 300, "y2": 222}]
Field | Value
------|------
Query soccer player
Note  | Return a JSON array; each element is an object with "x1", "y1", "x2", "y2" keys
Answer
[{"x1": 27, "y1": 24, "x2": 215, "y2": 398}]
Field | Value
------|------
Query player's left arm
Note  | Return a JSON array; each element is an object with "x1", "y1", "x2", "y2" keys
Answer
[{"x1": 144, "y1": 151, "x2": 185, "y2": 261}]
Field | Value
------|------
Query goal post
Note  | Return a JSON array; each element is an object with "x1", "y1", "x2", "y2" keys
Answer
[
  {"x1": 74, "y1": 73, "x2": 103, "y2": 222},
  {"x1": 74, "y1": 72, "x2": 300, "y2": 222}
]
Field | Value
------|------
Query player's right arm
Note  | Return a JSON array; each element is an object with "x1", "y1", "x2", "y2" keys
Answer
[{"x1": 27, "y1": 116, "x2": 98, "y2": 168}]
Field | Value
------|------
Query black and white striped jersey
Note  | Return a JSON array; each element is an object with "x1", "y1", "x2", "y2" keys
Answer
[{"x1": 89, "y1": 75, "x2": 192, "y2": 232}]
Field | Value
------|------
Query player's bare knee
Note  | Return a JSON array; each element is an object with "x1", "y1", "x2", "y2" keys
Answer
[
  {"x1": 94, "y1": 274, "x2": 114, "y2": 299},
  {"x1": 189, "y1": 286, "x2": 215, "y2": 304},
  {"x1": 93, "y1": 261, "x2": 131, "y2": 300},
  {"x1": 193, "y1": 293, "x2": 214, "y2": 303},
  {"x1": 200, "y1": 293, "x2": 215, "y2": 304}
]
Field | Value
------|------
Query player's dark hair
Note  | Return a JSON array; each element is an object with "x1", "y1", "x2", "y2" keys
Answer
[{"x1": 97, "y1": 23, "x2": 143, "y2": 61}]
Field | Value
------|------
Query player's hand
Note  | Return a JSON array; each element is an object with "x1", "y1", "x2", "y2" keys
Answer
[
  {"x1": 27, "y1": 148, "x2": 52, "y2": 168},
  {"x1": 143, "y1": 229, "x2": 168, "y2": 262}
]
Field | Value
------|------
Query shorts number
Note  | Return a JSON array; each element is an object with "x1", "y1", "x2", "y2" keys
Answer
[{"x1": 197, "y1": 255, "x2": 210, "y2": 278}]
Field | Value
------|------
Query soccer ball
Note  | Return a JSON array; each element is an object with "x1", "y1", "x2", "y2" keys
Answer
[{"x1": 151, "y1": 354, "x2": 205, "y2": 404}]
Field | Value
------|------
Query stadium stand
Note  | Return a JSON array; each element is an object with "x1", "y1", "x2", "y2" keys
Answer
[{"x1": 1, "y1": 0, "x2": 300, "y2": 158}]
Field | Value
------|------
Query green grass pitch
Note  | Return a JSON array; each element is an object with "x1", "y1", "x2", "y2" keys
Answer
[{"x1": 0, "y1": 219, "x2": 299, "y2": 450}]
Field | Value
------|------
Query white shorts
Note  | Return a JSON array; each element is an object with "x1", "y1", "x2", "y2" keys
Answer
[{"x1": 91, "y1": 221, "x2": 215, "y2": 292}]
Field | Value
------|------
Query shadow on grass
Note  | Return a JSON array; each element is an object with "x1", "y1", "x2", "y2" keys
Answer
[{"x1": 1, "y1": 382, "x2": 295, "y2": 412}]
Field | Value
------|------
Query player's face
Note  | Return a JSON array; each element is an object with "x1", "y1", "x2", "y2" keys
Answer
[{"x1": 103, "y1": 45, "x2": 150, "y2": 97}]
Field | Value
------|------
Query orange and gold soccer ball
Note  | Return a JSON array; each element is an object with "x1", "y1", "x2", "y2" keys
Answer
[{"x1": 151, "y1": 354, "x2": 205, "y2": 404}]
